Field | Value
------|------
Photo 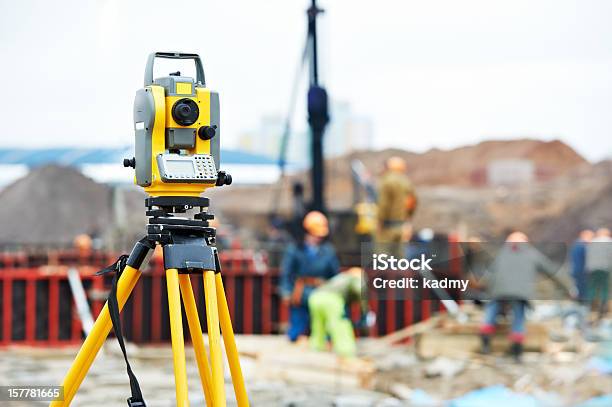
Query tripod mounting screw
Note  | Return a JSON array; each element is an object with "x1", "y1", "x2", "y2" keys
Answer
[
  {"x1": 123, "y1": 157, "x2": 136, "y2": 168},
  {"x1": 216, "y1": 171, "x2": 232, "y2": 186},
  {"x1": 198, "y1": 125, "x2": 217, "y2": 140}
]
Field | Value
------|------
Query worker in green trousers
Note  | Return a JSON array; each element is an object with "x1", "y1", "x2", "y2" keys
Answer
[{"x1": 308, "y1": 267, "x2": 371, "y2": 357}]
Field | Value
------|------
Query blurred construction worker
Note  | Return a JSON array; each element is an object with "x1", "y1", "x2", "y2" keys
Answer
[
  {"x1": 207, "y1": 217, "x2": 231, "y2": 250},
  {"x1": 462, "y1": 236, "x2": 491, "y2": 301},
  {"x1": 262, "y1": 216, "x2": 291, "y2": 268},
  {"x1": 73, "y1": 234, "x2": 92, "y2": 258},
  {"x1": 586, "y1": 227, "x2": 612, "y2": 320},
  {"x1": 152, "y1": 244, "x2": 164, "y2": 266},
  {"x1": 463, "y1": 236, "x2": 488, "y2": 278},
  {"x1": 570, "y1": 229, "x2": 594, "y2": 303},
  {"x1": 308, "y1": 267, "x2": 371, "y2": 357},
  {"x1": 479, "y1": 232, "x2": 568, "y2": 361},
  {"x1": 405, "y1": 228, "x2": 434, "y2": 261},
  {"x1": 376, "y1": 156, "x2": 416, "y2": 257},
  {"x1": 280, "y1": 211, "x2": 340, "y2": 342}
]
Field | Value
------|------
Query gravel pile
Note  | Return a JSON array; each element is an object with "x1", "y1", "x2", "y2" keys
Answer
[{"x1": 0, "y1": 165, "x2": 145, "y2": 248}]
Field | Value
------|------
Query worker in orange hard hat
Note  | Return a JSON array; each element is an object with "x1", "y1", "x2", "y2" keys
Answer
[
  {"x1": 302, "y1": 210, "x2": 329, "y2": 238},
  {"x1": 73, "y1": 234, "x2": 93, "y2": 256},
  {"x1": 479, "y1": 231, "x2": 570, "y2": 361},
  {"x1": 376, "y1": 156, "x2": 416, "y2": 257},
  {"x1": 386, "y1": 156, "x2": 407, "y2": 172},
  {"x1": 151, "y1": 244, "x2": 164, "y2": 265},
  {"x1": 280, "y1": 210, "x2": 340, "y2": 342}
]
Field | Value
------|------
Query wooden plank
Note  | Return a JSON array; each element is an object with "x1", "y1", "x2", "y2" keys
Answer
[{"x1": 365, "y1": 314, "x2": 444, "y2": 350}]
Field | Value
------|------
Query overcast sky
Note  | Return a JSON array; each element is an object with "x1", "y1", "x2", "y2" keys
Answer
[{"x1": 1, "y1": 0, "x2": 612, "y2": 161}]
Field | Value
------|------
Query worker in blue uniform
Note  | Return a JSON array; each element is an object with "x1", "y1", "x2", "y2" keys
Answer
[{"x1": 280, "y1": 211, "x2": 340, "y2": 341}]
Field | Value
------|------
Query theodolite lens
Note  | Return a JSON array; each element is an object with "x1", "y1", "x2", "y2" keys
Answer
[{"x1": 172, "y1": 98, "x2": 199, "y2": 126}]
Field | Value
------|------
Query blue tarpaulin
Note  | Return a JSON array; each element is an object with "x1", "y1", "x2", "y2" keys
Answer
[
  {"x1": 449, "y1": 386, "x2": 540, "y2": 407},
  {"x1": 575, "y1": 395, "x2": 612, "y2": 407}
]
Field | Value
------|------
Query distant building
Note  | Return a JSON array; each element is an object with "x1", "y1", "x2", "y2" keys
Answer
[
  {"x1": 238, "y1": 101, "x2": 374, "y2": 167},
  {"x1": 285, "y1": 130, "x2": 310, "y2": 168},
  {"x1": 238, "y1": 115, "x2": 284, "y2": 159},
  {"x1": 325, "y1": 101, "x2": 373, "y2": 157},
  {"x1": 487, "y1": 159, "x2": 535, "y2": 186},
  {"x1": 238, "y1": 117, "x2": 309, "y2": 168},
  {"x1": 345, "y1": 116, "x2": 374, "y2": 153}
]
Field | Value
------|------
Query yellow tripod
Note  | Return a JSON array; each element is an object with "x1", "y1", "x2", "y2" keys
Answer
[{"x1": 51, "y1": 197, "x2": 249, "y2": 407}]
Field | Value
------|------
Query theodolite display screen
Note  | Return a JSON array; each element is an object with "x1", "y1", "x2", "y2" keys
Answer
[
  {"x1": 157, "y1": 153, "x2": 218, "y2": 183},
  {"x1": 166, "y1": 160, "x2": 195, "y2": 174}
]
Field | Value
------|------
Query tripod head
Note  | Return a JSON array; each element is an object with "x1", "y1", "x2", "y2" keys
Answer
[{"x1": 125, "y1": 52, "x2": 232, "y2": 197}]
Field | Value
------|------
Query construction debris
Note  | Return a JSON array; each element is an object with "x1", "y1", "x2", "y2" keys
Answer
[
  {"x1": 0, "y1": 301, "x2": 610, "y2": 406},
  {"x1": 226, "y1": 303, "x2": 611, "y2": 404},
  {"x1": 364, "y1": 303, "x2": 612, "y2": 405}
]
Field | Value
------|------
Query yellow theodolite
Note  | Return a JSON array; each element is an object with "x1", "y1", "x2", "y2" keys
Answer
[
  {"x1": 52, "y1": 52, "x2": 248, "y2": 407},
  {"x1": 125, "y1": 52, "x2": 231, "y2": 196}
]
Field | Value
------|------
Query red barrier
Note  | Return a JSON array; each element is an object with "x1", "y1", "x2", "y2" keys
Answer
[
  {"x1": 0, "y1": 247, "x2": 461, "y2": 346},
  {"x1": 0, "y1": 267, "x2": 101, "y2": 346},
  {"x1": 0, "y1": 251, "x2": 281, "y2": 346}
]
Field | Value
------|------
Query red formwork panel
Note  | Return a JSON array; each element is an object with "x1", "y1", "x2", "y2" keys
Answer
[
  {"x1": 0, "y1": 250, "x2": 282, "y2": 346},
  {"x1": 0, "y1": 245, "x2": 463, "y2": 346},
  {"x1": 0, "y1": 267, "x2": 103, "y2": 346}
]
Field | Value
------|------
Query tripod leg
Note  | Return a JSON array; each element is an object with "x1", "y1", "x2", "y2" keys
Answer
[
  {"x1": 50, "y1": 265, "x2": 142, "y2": 406},
  {"x1": 178, "y1": 274, "x2": 214, "y2": 406},
  {"x1": 166, "y1": 268, "x2": 190, "y2": 407},
  {"x1": 203, "y1": 270, "x2": 226, "y2": 407},
  {"x1": 215, "y1": 273, "x2": 249, "y2": 407}
]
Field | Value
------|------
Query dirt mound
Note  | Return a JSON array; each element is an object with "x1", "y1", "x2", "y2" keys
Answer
[
  {"x1": 531, "y1": 178, "x2": 612, "y2": 242},
  {"x1": 211, "y1": 139, "x2": 598, "y2": 244},
  {"x1": 346, "y1": 138, "x2": 587, "y2": 186},
  {"x1": 0, "y1": 165, "x2": 145, "y2": 247},
  {"x1": 213, "y1": 138, "x2": 588, "y2": 215}
]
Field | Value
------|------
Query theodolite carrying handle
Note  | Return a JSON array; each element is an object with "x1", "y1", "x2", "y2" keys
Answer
[{"x1": 144, "y1": 51, "x2": 206, "y2": 87}]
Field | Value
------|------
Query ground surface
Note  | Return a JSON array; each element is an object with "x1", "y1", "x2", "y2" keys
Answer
[
  {"x1": 1, "y1": 331, "x2": 611, "y2": 407},
  {"x1": 0, "y1": 342, "x2": 395, "y2": 407}
]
